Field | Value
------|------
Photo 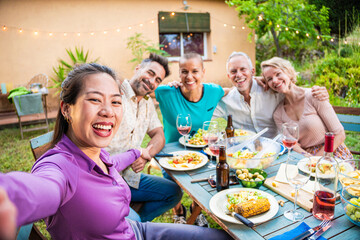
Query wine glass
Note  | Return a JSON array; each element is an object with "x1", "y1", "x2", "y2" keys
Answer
[
  {"x1": 176, "y1": 114, "x2": 192, "y2": 150},
  {"x1": 284, "y1": 156, "x2": 311, "y2": 221},
  {"x1": 202, "y1": 121, "x2": 218, "y2": 144},
  {"x1": 208, "y1": 131, "x2": 226, "y2": 163},
  {"x1": 282, "y1": 122, "x2": 299, "y2": 160}
]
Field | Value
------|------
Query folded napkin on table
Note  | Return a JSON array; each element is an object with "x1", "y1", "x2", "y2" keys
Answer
[{"x1": 269, "y1": 222, "x2": 326, "y2": 240}]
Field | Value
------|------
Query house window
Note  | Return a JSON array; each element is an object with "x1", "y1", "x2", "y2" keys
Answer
[
  {"x1": 158, "y1": 12, "x2": 210, "y2": 60},
  {"x1": 159, "y1": 32, "x2": 206, "y2": 58}
]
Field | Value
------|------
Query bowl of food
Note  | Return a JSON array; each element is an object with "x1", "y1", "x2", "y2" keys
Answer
[
  {"x1": 235, "y1": 168, "x2": 267, "y2": 188},
  {"x1": 338, "y1": 159, "x2": 360, "y2": 189},
  {"x1": 226, "y1": 137, "x2": 282, "y2": 170},
  {"x1": 340, "y1": 184, "x2": 360, "y2": 226}
]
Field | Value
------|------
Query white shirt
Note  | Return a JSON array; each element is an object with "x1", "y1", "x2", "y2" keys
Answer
[
  {"x1": 212, "y1": 79, "x2": 283, "y2": 138},
  {"x1": 107, "y1": 79, "x2": 162, "y2": 188}
]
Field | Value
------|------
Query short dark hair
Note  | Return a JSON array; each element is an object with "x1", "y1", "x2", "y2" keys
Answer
[
  {"x1": 140, "y1": 53, "x2": 170, "y2": 78},
  {"x1": 180, "y1": 52, "x2": 204, "y2": 69},
  {"x1": 51, "y1": 63, "x2": 118, "y2": 147}
]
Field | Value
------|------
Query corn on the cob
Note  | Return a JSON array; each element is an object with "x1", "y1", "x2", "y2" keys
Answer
[{"x1": 235, "y1": 198, "x2": 270, "y2": 218}]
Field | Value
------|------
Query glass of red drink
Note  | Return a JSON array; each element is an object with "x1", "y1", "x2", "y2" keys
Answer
[
  {"x1": 176, "y1": 114, "x2": 192, "y2": 150},
  {"x1": 202, "y1": 121, "x2": 218, "y2": 144}
]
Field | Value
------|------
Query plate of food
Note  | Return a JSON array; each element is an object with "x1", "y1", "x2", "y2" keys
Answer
[
  {"x1": 209, "y1": 188, "x2": 279, "y2": 224},
  {"x1": 158, "y1": 151, "x2": 208, "y2": 171},
  {"x1": 297, "y1": 156, "x2": 354, "y2": 178},
  {"x1": 179, "y1": 135, "x2": 207, "y2": 148}
]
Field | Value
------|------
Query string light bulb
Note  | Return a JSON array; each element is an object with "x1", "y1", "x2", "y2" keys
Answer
[
  {"x1": 151, "y1": 20, "x2": 154, "y2": 23},
  {"x1": 330, "y1": 38, "x2": 334, "y2": 42},
  {"x1": 128, "y1": 26, "x2": 132, "y2": 30},
  {"x1": 90, "y1": 32, "x2": 95, "y2": 36},
  {"x1": 171, "y1": 12, "x2": 175, "y2": 16},
  {"x1": 63, "y1": 33, "x2": 67, "y2": 37},
  {"x1": 277, "y1": 24, "x2": 280, "y2": 28},
  {"x1": 344, "y1": 40, "x2": 348, "y2": 44},
  {"x1": 34, "y1": 31, "x2": 38, "y2": 35},
  {"x1": 139, "y1": 23, "x2": 143, "y2": 27},
  {"x1": 18, "y1": 29, "x2": 23, "y2": 33},
  {"x1": 103, "y1": 31, "x2": 107, "y2": 34},
  {"x1": 242, "y1": 26, "x2": 245, "y2": 30},
  {"x1": 232, "y1": 26, "x2": 236, "y2": 29},
  {"x1": 295, "y1": 30, "x2": 299, "y2": 34},
  {"x1": 258, "y1": 15, "x2": 263, "y2": 21},
  {"x1": 116, "y1": 29, "x2": 120, "y2": 32},
  {"x1": 306, "y1": 33, "x2": 309, "y2": 37},
  {"x1": 2, "y1": 25, "x2": 7, "y2": 31},
  {"x1": 224, "y1": 23, "x2": 227, "y2": 27},
  {"x1": 77, "y1": 33, "x2": 81, "y2": 36},
  {"x1": 285, "y1": 27, "x2": 289, "y2": 31},
  {"x1": 49, "y1": 33, "x2": 53, "y2": 36},
  {"x1": 161, "y1": 16, "x2": 165, "y2": 20},
  {"x1": 316, "y1": 35, "x2": 320, "y2": 39}
]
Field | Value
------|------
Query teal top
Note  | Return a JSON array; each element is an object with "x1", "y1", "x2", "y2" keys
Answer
[{"x1": 155, "y1": 83, "x2": 224, "y2": 143}]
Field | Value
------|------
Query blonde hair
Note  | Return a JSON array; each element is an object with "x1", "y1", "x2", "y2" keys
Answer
[{"x1": 260, "y1": 57, "x2": 297, "y2": 83}]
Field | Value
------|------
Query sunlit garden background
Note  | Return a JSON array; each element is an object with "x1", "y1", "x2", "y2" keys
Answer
[{"x1": 1, "y1": 0, "x2": 360, "y2": 238}]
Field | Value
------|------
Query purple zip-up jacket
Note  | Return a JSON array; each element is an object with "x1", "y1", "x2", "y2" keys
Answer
[{"x1": 0, "y1": 135, "x2": 140, "y2": 239}]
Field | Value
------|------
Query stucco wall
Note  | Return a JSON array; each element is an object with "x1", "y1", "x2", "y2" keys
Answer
[{"x1": 0, "y1": 0, "x2": 255, "y2": 109}]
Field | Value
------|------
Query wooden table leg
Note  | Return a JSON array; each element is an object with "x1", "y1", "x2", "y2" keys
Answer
[{"x1": 186, "y1": 202, "x2": 202, "y2": 224}]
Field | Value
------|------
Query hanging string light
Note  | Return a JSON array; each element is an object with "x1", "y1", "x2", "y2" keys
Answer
[{"x1": 0, "y1": 11, "x2": 344, "y2": 45}]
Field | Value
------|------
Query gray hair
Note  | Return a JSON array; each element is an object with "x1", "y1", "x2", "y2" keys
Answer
[{"x1": 226, "y1": 52, "x2": 253, "y2": 72}]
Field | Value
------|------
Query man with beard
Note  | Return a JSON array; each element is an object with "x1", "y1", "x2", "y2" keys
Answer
[
  {"x1": 213, "y1": 52, "x2": 328, "y2": 138},
  {"x1": 107, "y1": 53, "x2": 182, "y2": 222}
]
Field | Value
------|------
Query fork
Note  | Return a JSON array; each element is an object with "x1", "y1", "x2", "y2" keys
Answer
[
  {"x1": 307, "y1": 220, "x2": 331, "y2": 240},
  {"x1": 291, "y1": 219, "x2": 330, "y2": 240}
]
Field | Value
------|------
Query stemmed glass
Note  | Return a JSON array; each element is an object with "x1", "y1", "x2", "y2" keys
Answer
[
  {"x1": 208, "y1": 132, "x2": 226, "y2": 163},
  {"x1": 282, "y1": 122, "x2": 299, "y2": 161},
  {"x1": 284, "y1": 156, "x2": 311, "y2": 221},
  {"x1": 202, "y1": 121, "x2": 218, "y2": 144},
  {"x1": 176, "y1": 114, "x2": 192, "y2": 150}
]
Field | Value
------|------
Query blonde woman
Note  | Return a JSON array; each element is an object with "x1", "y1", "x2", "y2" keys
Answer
[{"x1": 261, "y1": 57, "x2": 353, "y2": 159}]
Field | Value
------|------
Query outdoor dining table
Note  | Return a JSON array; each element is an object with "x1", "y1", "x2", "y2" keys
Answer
[{"x1": 155, "y1": 141, "x2": 360, "y2": 240}]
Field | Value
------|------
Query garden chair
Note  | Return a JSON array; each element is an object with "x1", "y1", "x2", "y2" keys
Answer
[
  {"x1": 15, "y1": 132, "x2": 54, "y2": 239},
  {"x1": 333, "y1": 106, "x2": 360, "y2": 155}
]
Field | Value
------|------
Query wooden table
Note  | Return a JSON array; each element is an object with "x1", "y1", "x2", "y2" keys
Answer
[{"x1": 155, "y1": 142, "x2": 360, "y2": 240}]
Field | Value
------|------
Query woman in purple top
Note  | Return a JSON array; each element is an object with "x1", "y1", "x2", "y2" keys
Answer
[{"x1": 0, "y1": 63, "x2": 231, "y2": 240}]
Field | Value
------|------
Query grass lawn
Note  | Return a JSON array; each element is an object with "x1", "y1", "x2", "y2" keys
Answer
[{"x1": 0, "y1": 110, "x2": 359, "y2": 238}]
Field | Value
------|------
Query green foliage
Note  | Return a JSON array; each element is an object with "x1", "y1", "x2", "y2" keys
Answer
[
  {"x1": 51, "y1": 47, "x2": 99, "y2": 93},
  {"x1": 227, "y1": 0, "x2": 330, "y2": 56},
  {"x1": 126, "y1": 33, "x2": 169, "y2": 67},
  {"x1": 310, "y1": 52, "x2": 360, "y2": 107}
]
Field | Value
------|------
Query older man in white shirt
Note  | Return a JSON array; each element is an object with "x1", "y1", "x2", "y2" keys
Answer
[{"x1": 213, "y1": 52, "x2": 327, "y2": 138}]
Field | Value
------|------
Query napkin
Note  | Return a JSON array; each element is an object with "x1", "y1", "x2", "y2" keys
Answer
[{"x1": 269, "y1": 222, "x2": 327, "y2": 240}]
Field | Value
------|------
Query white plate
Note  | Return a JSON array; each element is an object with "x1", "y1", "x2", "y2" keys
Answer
[
  {"x1": 297, "y1": 157, "x2": 354, "y2": 178},
  {"x1": 209, "y1": 188, "x2": 279, "y2": 224},
  {"x1": 179, "y1": 136, "x2": 207, "y2": 148},
  {"x1": 158, "y1": 151, "x2": 208, "y2": 171}
]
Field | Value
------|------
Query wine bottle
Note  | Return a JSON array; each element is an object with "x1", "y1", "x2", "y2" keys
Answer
[
  {"x1": 225, "y1": 115, "x2": 234, "y2": 138},
  {"x1": 312, "y1": 132, "x2": 338, "y2": 220},
  {"x1": 216, "y1": 146, "x2": 229, "y2": 192}
]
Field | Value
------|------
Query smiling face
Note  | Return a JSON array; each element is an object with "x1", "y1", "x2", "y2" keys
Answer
[
  {"x1": 179, "y1": 57, "x2": 205, "y2": 91},
  {"x1": 262, "y1": 66, "x2": 292, "y2": 94},
  {"x1": 64, "y1": 73, "x2": 122, "y2": 150},
  {"x1": 130, "y1": 61, "x2": 166, "y2": 97},
  {"x1": 227, "y1": 55, "x2": 255, "y2": 95}
]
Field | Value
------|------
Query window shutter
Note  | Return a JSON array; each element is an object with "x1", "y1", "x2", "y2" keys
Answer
[{"x1": 158, "y1": 12, "x2": 210, "y2": 33}]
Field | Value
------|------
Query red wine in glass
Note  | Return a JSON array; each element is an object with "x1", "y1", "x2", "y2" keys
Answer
[
  {"x1": 282, "y1": 138, "x2": 297, "y2": 148},
  {"x1": 313, "y1": 190, "x2": 336, "y2": 220},
  {"x1": 209, "y1": 145, "x2": 220, "y2": 156},
  {"x1": 178, "y1": 126, "x2": 191, "y2": 136},
  {"x1": 203, "y1": 135, "x2": 218, "y2": 144}
]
